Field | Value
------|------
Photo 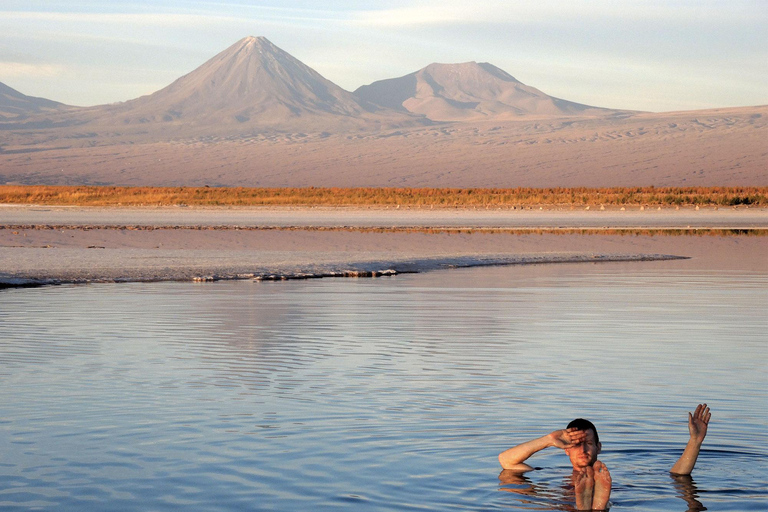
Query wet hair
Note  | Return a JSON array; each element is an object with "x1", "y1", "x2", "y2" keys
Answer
[{"x1": 567, "y1": 418, "x2": 599, "y2": 444}]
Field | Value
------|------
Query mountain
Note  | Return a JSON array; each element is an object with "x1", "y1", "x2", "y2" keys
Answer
[
  {"x1": 1, "y1": 39, "x2": 624, "y2": 136},
  {"x1": 91, "y1": 36, "x2": 422, "y2": 132},
  {"x1": 355, "y1": 62, "x2": 615, "y2": 121},
  {"x1": 0, "y1": 81, "x2": 69, "y2": 120}
]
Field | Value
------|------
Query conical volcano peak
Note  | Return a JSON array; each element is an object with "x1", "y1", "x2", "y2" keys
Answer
[
  {"x1": 243, "y1": 35, "x2": 271, "y2": 45},
  {"x1": 236, "y1": 36, "x2": 280, "y2": 53},
  {"x1": 216, "y1": 35, "x2": 295, "y2": 69}
]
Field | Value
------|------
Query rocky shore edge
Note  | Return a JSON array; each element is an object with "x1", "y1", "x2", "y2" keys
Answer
[{"x1": 0, "y1": 252, "x2": 688, "y2": 289}]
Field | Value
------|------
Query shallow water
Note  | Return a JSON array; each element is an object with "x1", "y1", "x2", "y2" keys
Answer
[{"x1": 1, "y1": 261, "x2": 766, "y2": 511}]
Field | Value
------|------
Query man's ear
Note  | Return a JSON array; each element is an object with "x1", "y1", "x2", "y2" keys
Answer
[{"x1": 597, "y1": 442, "x2": 602, "y2": 454}]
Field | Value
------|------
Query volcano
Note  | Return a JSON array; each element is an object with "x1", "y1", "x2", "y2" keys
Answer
[
  {"x1": 355, "y1": 62, "x2": 614, "y2": 121},
  {"x1": 93, "y1": 36, "x2": 421, "y2": 132}
]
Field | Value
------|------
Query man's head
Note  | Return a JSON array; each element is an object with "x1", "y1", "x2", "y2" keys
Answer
[{"x1": 565, "y1": 418, "x2": 601, "y2": 469}]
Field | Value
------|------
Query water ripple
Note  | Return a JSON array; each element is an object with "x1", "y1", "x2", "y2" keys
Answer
[{"x1": 0, "y1": 267, "x2": 766, "y2": 511}]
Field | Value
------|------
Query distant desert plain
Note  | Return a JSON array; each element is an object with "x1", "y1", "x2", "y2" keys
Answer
[{"x1": 1, "y1": 36, "x2": 765, "y2": 286}]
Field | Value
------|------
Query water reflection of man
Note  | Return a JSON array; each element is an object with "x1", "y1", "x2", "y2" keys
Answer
[
  {"x1": 497, "y1": 404, "x2": 711, "y2": 511},
  {"x1": 671, "y1": 474, "x2": 707, "y2": 512}
]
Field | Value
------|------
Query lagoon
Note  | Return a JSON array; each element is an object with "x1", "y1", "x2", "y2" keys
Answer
[{"x1": 1, "y1": 261, "x2": 766, "y2": 511}]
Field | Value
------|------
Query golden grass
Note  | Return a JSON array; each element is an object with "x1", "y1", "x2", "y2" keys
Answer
[
  {"x1": 0, "y1": 185, "x2": 766, "y2": 207},
  {"x1": 1, "y1": 225, "x2": 764, "y2": 237}
]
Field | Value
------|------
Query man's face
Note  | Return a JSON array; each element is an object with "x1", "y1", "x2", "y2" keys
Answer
[{"x1": 565, "y1": 429, "x2": 601, "y2": 469}]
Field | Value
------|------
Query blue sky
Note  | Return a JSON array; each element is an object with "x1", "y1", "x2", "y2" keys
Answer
[{"x1": 1, "y1": 0, "x2": 766, "y2": 112}]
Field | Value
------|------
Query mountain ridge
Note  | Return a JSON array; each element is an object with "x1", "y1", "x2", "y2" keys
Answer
[
  {"x1": 354, "y1": 61, "x2": 616, "y2": 121},
  {"x1": 1, "y1": 36, "x2": 628, "y2": 134},
  {"x1": 0, "y1": 81, "x2": 70, "y2": 120}
]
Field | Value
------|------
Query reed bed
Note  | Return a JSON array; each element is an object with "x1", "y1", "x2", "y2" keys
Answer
[{"x1": 0, "y1": 185, "x2": 765, "y2": 207}]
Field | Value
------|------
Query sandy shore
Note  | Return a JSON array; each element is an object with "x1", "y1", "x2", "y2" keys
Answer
[{"x1": 1, "y1": 206, "x2": 765, "y2": 286}]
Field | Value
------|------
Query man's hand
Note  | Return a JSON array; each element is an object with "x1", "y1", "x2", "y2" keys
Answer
[
  {"x1": 499, "y1": 428, "x2": 587, "y2": 470},
  {"x1": 549, "y1": 428, "x2": 587, "y2": 450},
  {"x1": 671, "y1": 403, "x2": 712, "y2": 475},
  {"x1": 688, "y1": 403, "x2": 711, "y2": 443}
]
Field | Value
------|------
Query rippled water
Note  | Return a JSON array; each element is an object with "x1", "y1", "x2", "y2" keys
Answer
[{"x1": 1, "y1": 262, "x2": 766, "y2": 511}]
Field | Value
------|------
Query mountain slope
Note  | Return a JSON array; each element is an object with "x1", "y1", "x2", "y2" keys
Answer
[
  {"x1": 355, "y1": 62, "x2": 615, "y2": 121},
  {"x1": 0, "y1": 81, "x2": 69, "y2": 120}
]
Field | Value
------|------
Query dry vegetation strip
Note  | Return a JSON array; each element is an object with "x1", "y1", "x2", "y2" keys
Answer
[
  {"x1": 0, "y1": 186, "x2": 766, "y2": 207},
  {"x1": 1, "y1": 225, "x2": 764, "y2": 237}
]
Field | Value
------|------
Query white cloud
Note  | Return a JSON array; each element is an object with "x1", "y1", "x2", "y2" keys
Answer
[
  {"x1": 350, "y1": 0, "x2": 761, "y2": 27},
  {"x1": 0, "y1": 61, "x2": 64, "y2": 78},
  {"x1": 351, "y1": 5, "x2": 467, "y2": 27},
  {"x1": 2, "y1": 11, "x2": 239, "y2": 27},
  {"x1": 1, "y1": 4, "x2": 348, "y2": 28}
]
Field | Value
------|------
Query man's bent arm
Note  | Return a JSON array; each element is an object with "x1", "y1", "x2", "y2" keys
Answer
[
  {"x1": 499, "y1": 428, "x2": 586, "y2": 470},
  {"x1": 671, "y1": 404, "x2": 711, "y2": 475}
]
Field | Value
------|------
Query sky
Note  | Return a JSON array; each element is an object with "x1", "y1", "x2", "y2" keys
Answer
[{"x1": 1, "y1": 0, "x2": 766, "y2": 112}]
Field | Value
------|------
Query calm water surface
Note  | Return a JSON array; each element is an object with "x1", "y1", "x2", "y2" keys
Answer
[{"x1": 1, "y1": 262, "x2": 766, "y2": 511}]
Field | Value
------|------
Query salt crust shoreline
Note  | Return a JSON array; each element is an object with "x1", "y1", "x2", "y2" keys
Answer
[
  {"x1": 1, "y1": 206, "x2": 764, "y2": 288},
  {"x1": 0, "y1": 252, "x2": 687, "y2": 288}
]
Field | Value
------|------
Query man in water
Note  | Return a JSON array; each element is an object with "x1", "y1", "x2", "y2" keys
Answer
[{"x1": 497, "y1": 404, "x2": 711, "y2": 511}]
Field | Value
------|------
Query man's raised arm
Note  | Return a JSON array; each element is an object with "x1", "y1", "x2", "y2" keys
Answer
[
  {"x1": 670, "y1": 403, "x2": 711, "y2": 475},
  {"x1": 499, "y1": 428, "x2": 586, "y2": 470}
]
